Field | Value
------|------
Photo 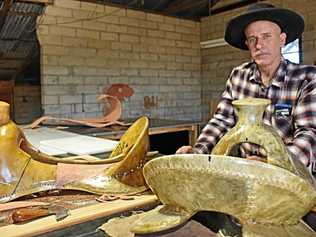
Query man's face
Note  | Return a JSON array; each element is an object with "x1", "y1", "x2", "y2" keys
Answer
[{"x1": 245, "y1": 20, "x2": 286, "y2": 67}]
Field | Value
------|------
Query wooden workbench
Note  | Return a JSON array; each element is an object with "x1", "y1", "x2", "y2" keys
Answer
[
  {"x1": 1, "y1": 194, "x2": 158, "y2": 237},
  {"x1": 65, "y1": 118, "x2": 202, "y2": 147},
  {"x1": 22, "y1": 118, "x2": 203, "y2": 155}
]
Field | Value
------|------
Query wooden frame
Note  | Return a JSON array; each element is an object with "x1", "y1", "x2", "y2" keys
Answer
[{"x1": 96, "y1": 121, "x2": 200, "y2": 147}]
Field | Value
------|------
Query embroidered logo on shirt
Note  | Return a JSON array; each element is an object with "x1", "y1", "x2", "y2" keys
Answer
[{"x1": 275, "y1": 103, "x2": 292, "y2": 117}]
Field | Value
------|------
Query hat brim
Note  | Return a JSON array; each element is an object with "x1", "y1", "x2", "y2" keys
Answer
[{"x1": 224, "y1": 8, "x2": 305, "y2": 50}]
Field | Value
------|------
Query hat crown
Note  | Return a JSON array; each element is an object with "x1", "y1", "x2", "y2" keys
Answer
[{"x1": 248, "y1": 3, "x2": 276, "y2": 11}]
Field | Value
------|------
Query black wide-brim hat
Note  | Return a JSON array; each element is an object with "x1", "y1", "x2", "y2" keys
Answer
[{"x1": 224, "y1": 3, "x2": 305, "y2": 50}]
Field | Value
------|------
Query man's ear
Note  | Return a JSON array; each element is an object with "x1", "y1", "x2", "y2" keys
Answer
[
  {"x1": 280, "y1": 32, "x2": 287, "y2": 47},
  {"x1": 245, "y1": 40, "x2": 249, "y2": 49}
]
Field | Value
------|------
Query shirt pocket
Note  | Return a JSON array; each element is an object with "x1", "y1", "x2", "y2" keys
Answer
[{"x1": 273, "y1": 103, "x2": 294, "y2": 138}]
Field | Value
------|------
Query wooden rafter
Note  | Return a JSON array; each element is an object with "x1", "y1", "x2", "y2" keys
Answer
[
  {"x1": 151, "y1": 0, "x2": 170, "y2": 10},
  {"x1": 7, "y1": 9, "x2": 41, "y2": 17},
  {"x1": 77, "y1": 0, "x2": 202, "y2": 20},
  {"x1": 210, "y1": 0, "x2": 221, "y2": 8},
  {"x1": 0, "y1": 0, "x2": 14, "y2": 32},
  {"x1": 209, "y1": 0, "x2": 261, "y2": 15},
  {"x1": 164, "y1": 0, "x2": 208, "y2": 14}
]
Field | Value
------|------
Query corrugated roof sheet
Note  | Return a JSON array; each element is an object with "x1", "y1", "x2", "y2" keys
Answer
[
  {"x1": 0, "y1": 0, "x2": 254, "y2": 80},
  {"x1": 0, "y1": 0, "x2": 44, "y2": 79}
]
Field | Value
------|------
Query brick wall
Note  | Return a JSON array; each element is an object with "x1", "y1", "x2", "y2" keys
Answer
[
  {"x1": 37, "y1": 0, "x2": 201, "y2": 121},
  {"x1": 38, "y1": 0, "x2": 316, "y2": 122},
  {"x1": 200, "y1": 0, "x2": 316, "y2": 120},
  {"x1": 200, "y1": 6, "x2": 248, "y2": 120}
]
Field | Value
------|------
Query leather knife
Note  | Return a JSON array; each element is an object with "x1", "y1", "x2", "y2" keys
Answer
[{"x1": 11, "y1": 205, "x2": 69, "y2": 223}]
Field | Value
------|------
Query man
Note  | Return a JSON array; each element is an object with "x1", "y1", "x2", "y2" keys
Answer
[
  {"x1": 177, "y1": 3, "x2": 316, "y2": 175},
  {"x1": 177, "y1": 2, "x2": 316, "y2": 233}
]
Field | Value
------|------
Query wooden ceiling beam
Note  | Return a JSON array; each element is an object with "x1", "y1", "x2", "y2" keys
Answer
[
  {"x1": 0, "y1": 0, "x2": 14, "y2": 32},
  {"x1": 7, "y1": 9, "x2": 41, "y2": 17},
  {"x1": 0, "y1": 38, "x2": 35, "y2": 42},
  {"x1": 210, "y1": 0, "x2": 221, "y2": 8},
  {"x1": 0, "y1": 60, "x2": 24, "y2": 69},
  {"x1": 209, "y1": 0, "x2": 261, "y2": 15},
  {"x1": 151, "y1": 0, "x2": 171, "y2": 10},
  {"x1": 164, "y1": 0, "x2": 207, "y2": 14},
  {"x1": 77, "y1": 0, "x2": 201, "y2": 20}
]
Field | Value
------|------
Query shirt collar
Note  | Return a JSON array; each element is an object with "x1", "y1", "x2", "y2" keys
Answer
[{"x1": 249, "y1": 58, "x2": 287, "y2": 88}]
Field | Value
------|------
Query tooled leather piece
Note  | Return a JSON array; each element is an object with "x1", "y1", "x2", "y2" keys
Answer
[
  {"x1": 0, "y1": 201, "x2": 49, "y2": 212},
  {"x1": 105, "y1": 84, "x2": 134, "y2": 101},
  {"x1": 55, "y1": 163, "x2": 110, "y2": 188},
  {"x1": 28, "y1": 95, "x2": 127, "y2": 128},
  {"x1": 0, "y1": 111, "x2": 149, "y2": 203}
]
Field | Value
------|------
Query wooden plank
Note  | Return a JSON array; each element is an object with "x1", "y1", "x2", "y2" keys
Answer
[
  {"x1": 1, "y1": 194, "x2": 158, "y2": 237},
  {"x1": 164, "y1": 0, "x2": 207, "y2": 14}
]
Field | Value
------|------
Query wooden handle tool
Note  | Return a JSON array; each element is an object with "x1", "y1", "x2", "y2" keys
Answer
[{"x1": 11, "y1": 205, "x2": 69, "y2": 223}]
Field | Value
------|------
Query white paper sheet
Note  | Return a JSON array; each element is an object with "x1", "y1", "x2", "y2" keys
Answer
[
  {"x1": 40, "y1": 135, "x2": 118, "y2": 155},
  {"x1": 23, "y1": 127, "x2": 118, "y2": 156}
]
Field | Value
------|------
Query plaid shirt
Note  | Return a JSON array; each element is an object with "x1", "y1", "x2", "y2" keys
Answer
[{"x1": 194, "y1": 58, "x2": 316, "y2": 172}]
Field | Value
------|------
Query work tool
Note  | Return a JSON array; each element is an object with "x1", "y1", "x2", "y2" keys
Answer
[{"x1": 11, "y1": 205, "x2": 69, "y2": 223}]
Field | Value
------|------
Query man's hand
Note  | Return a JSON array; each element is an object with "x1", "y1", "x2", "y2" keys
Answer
[{"x1": 176, "y1": 146, "x2": 194, "y2": 154}]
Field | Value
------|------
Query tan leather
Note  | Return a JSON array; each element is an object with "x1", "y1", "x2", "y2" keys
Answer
[
  {"x1": 129, "y1": 98, "x2": 316, "y2": 237},
  {"x1": 105, "y1": 84, "x2": 134, "y2": 101},
  {"x1": 0, "y1": 101, "x2": 150, "y2": 203},
  {"x1": 28, "y1": 95, "x2": 127, "y2": 128}
]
